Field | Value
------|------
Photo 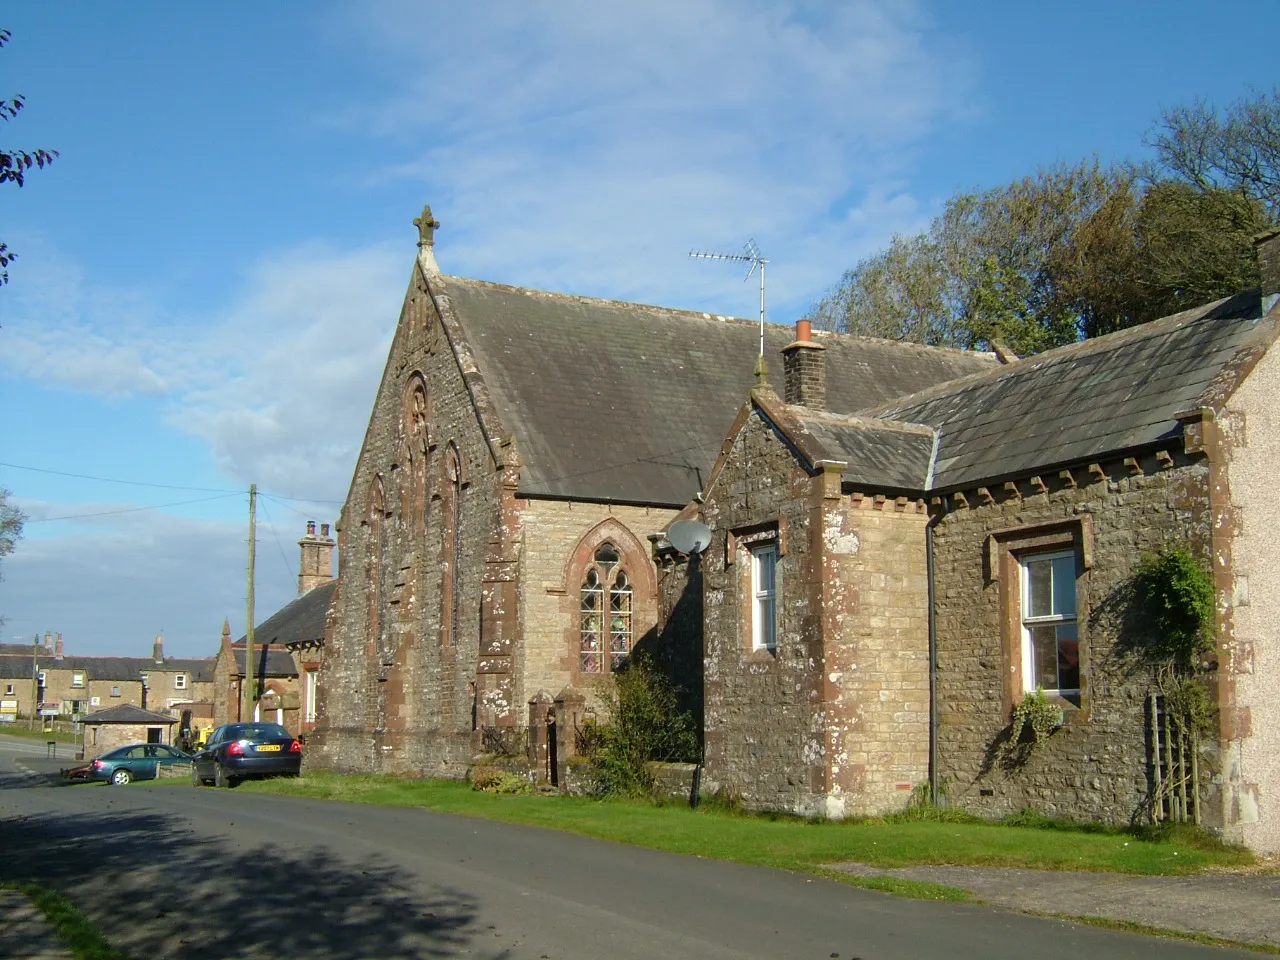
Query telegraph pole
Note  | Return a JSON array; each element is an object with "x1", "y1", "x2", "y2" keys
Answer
[{"x1": 244, "y1": 484, "x2": 256, "y2": 723}]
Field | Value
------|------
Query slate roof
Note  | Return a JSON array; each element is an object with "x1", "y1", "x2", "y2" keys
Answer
[
  {"x1": 228, "y1": 645, "x2": 299, "y2": 679},
  {"x1": 870, "y1": 290, "x2": 1271, "y2": 491},
  {"x1": 783, "y1": 408, "x2": 937, "y2": 493},
  {"x1": 237, "y1": 580, "x2": 334, "y2": 650},
  {"x1": 0, "y1": 655, "x2": 214, "y2": 683},
  {"x1": 79, "y1": 704, "x2": 178, "y2": 725},
  {"x1": 438, "y1": 276, "x2": 997, "y2": 505}
]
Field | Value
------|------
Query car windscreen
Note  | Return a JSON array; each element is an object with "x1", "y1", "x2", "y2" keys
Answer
[{"x1": 225, "y1": 723, "x2": 290, "y2": 740}]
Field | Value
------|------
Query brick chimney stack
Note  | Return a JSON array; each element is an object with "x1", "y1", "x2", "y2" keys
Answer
[
  {"x1": 153, "y1": 633, "x2": 164, "y2": 664},
  {"x1": 298, "y1": 521, "x2": 337, "y2": 595},
  {"x1": 782, "y1": 319, "x2": 826, "y2": 409},
  {"x1": 1258, "y1": 228, "x2": 1280, "y2": 316},
  {"x1": 55, "y1": 634, "x2": 64, "y2": 660}
]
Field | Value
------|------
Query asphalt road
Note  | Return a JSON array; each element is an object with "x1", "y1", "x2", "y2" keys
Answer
[{"x1": 0, "y1": 733, "x2": 1254, "y2": 959}]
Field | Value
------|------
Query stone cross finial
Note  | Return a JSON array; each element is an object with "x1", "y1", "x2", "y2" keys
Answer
[
  {"x1": 413, "y1": 204, "x2": 441, "y2": 248},
  {"x1": 753, "y1": 354, "x2": 770, "y2": 385}
]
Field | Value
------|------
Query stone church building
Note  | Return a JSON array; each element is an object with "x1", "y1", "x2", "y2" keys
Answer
[
  {"x1": 312, "y1": 207, "x2": 1280, "y2": 854},
  {"x1": 308, "y1": 208, "x2": 992, "y2": 777}
]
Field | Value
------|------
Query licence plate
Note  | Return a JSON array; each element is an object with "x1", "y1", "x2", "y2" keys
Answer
[{"x1": 256, "y1": 744, "x2": 281, "y2": 752}]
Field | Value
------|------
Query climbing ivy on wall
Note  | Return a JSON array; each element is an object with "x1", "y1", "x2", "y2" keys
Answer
[{"x1": 1133, "y1": 547, "x2": 1216, "y2": 670}]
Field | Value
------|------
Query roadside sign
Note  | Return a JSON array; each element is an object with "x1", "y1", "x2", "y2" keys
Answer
[
  {"x1": 0, "y1": 699, "x2": 17, "y2": 715},
  {"x1": 39, "y1": 707, "x2": 60, "y2": 717}
]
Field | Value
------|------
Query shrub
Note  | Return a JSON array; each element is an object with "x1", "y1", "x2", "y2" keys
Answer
[
  {"x1": 588, "y1": 656, "x2": 700, "y2": 797},
  {"x1": 1011, "y1": 688, "x2": 1064, "y2": 745}
]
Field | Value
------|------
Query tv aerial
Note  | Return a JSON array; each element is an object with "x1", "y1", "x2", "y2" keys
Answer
[
  {"x1": 667, "y1": 519, "x2": 713, "y2": 556},
  {"x1": 690, "y1": 239, "x2": 768, "y2": 360}
]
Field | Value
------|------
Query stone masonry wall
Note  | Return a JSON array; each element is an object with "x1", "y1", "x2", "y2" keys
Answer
[
  {"x1": 932, "y1": 452, "x2": 1212, "y2": 825},
  {"x1": 700, "y1": 412, "x2": 826, "y2": 814},
  {"x1": 1223, "y1": 343, "x2": 1280, "y2": 853},
  {"x1": 823, "y1": 492, "x2": 931, "y2": 817},
  {"x1": 519, "y1": 500, "x2": 677, "y2": 717},
  {"x1": 311, "y1": 267, "x2": 498, "y2": 777}
]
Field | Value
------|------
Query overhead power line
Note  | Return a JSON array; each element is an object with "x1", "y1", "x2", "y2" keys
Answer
[
  {"x1": 24, "y1": 493, "x2": 243, "y2": 523},
  {"x1": 0, "y1": 460, "x2": 343, "y2": 505}
]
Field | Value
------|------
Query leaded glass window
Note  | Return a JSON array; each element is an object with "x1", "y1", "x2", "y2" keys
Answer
[{"x1": 580, "y1": 543, "x2": 631, "y2": 673}]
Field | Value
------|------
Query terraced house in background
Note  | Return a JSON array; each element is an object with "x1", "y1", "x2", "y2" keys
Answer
[
  {"x1": 310, "y1": 207, "x2": 1280, "y2": 856},
  {"x1": 0, "y1": 633, "x2": 213, "y2": 730}
]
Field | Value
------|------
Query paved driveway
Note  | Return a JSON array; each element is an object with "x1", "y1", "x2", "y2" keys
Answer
[{"x1": 0, "y1": 736, "x2": 1257, "y2": 959}]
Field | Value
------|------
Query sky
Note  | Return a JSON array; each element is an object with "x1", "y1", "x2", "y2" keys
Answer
[{"x1": 2, "y1": 1, "x2": 1278, "y2": 658}]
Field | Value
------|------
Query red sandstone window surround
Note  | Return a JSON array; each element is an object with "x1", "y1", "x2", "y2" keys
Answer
[{"x1": 985, "y1": 516, "x2": 1092, "y2": 712}]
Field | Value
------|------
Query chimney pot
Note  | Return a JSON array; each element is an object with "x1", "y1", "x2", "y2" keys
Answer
[
  {"x1": 297, "y1": 520, "x2": 337, "y2": 595},
  {"x1": 782, "y1": 322, "x2": 827, "y2": 410}
]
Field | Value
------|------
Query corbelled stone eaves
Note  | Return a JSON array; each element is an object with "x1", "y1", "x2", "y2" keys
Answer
[
  {"x1": 434, "y1": 275, "x2": 995, "y2": 506},
  {"x1": 867, "y1": 289, "x2": 1275, "y2": 491}
]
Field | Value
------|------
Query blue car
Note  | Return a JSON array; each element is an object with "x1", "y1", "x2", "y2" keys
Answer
[
  {"x1": 72, "y1": 743, "x2": 194, "y2": 785},
  {"x1": 191, "y1": 722, "x2": 301, "y2": 788}
]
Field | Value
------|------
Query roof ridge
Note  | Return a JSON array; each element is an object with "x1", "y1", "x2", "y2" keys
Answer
[{"x1": 439, "y1": 274, "x2": 997, "y2": 359}]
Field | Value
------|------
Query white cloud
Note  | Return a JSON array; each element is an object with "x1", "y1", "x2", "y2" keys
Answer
[
  {"x1": 2, "y1": 501, "x2": 307, "y2": 658},
  {"x1": 331, "y1": 0, "x2": 976, "y2": 314},
  {"x1": 0, "y1": 240, "x2": 404, "y2": 503}
]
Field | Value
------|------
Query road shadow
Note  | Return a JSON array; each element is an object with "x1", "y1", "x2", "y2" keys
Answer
[{"x1": 0, "y1": 807, "x2": 507, "y2": 959}]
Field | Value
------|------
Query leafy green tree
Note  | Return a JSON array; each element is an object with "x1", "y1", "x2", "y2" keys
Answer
[
  {"x1": 812, "y1": 161, "x2": 1130, "y2": 354},
  {"x1": 0, "y1": 488, "x2": 24, "y2": 626},
  {"x1": 813, "y1": 161, "x2": 1269, "y2": 353},
  {"x1": 0, "y1": 28, "x2": 58, "y2": 286}
]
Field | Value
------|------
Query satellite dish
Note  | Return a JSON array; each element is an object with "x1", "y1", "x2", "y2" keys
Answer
[{"x1": 667, "y1": 519, "x2": 713, "y2": 556}]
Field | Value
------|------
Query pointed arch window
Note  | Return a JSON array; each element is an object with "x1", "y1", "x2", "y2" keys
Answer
[{"x1": 579, "y1": 542, "x2": 632, "y2": 672}]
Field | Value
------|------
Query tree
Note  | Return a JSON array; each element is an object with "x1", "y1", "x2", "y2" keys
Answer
[
  {"x1": 811, "y1": 162, "x2": 1268, "y2": 353},
  {"x1": 0, "y1": 28, "x2": 58, "y2": 286},
  {"x1": 0, "y1": 488, "x2": 24, "y2": 627},
  {"x1": 812, "y1": 161, "x2": 1132, "y2": 354},
  {"x1": 1147, "y1": 87, "x2": 1280, "y2": 221}
]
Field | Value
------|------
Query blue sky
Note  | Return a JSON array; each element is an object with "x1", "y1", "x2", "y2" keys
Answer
[{"x1": 2, "y1": 1, "x2": 1278, "y2": 657}]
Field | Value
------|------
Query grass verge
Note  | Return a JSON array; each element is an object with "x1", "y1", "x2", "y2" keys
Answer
[
  {"x1": 1, "y1": 881, "x2": 129, "y2": 960},
  {"x1": 241, "y1": 772, "x2": 1252, "y2": 880}
]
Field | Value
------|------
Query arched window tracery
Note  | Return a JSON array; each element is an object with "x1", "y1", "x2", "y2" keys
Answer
[{"x1": 579, "y1": 542, "x2": 632, "y2": 672}]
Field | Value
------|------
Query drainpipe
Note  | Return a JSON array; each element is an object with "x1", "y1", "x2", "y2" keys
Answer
[{"x1": 926, "y1": 514, "x2": 941, "y2": 806}]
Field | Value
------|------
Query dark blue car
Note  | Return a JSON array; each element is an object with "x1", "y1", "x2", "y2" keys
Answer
[{"x1": 191, "y1": 722, "x2": 301, "y2": 788}]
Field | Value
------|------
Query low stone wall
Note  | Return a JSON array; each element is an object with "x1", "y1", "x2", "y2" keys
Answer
[
  {"x1": 647, "y1": 761, "x2": 699, "y2": 805},
  {"x1": 158, "y1": 762, "x2": 193, "y2": 779}
]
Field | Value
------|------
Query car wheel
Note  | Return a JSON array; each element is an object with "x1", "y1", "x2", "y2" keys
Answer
[
  {"x1": 214, "y1": 764, "x2": 236, "y2": 789},
  {"x1": 110, "y1": 769, "x2": 132, "y2": 786},
  {"x1": 191, "y1": 766, "x2": 204, "y2": 787}
]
